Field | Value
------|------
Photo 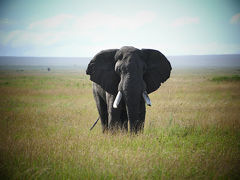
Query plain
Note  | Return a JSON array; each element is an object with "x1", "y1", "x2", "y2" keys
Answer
[{"x1": 0, "y1": 67, "x2": 240, "y2": 179}]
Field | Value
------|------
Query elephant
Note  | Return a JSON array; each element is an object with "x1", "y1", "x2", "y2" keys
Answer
[{"x1": 86, "y1": 46, "x2": 172, "y2": 133}]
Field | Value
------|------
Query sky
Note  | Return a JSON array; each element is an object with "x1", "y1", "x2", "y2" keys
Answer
[{"x1": 0, "y1": 0, "x2": 240, "y2": 57}]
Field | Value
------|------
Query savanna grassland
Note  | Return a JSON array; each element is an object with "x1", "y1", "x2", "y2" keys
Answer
[{"x1": 0, "y1": 67, "x2": 240, "y2": 179}]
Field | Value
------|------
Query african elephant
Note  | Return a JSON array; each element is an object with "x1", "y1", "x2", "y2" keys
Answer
[{"x1": 86, "y1": 46, "x2": 171, "y2": 133}]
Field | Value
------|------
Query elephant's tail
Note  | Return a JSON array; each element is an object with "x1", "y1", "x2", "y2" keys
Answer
[{"x1": 89, "y1": 117, "x2": 100, "y2": 131}]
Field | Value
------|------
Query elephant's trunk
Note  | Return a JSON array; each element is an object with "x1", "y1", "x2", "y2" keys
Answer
[
  {"x1": 123, "y1": 88, "x2": 145, "y2": 133},
  {"x1": 125, "y1": 97, "x2": 140, "y2": 133},
  {"x1": 113, "y1": 74, "x2": 151, "y2": 133}
]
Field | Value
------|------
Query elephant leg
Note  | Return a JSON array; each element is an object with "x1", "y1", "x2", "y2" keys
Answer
[
  {"x1": 96, "y1": 98, "x2": 108, "y2": 133},
  {"x1": 106, "y1": 93, "x2": 121, "y2": 132},
  {"x1": 93, "y1": 84, "x2": 108, "y2": 133}
]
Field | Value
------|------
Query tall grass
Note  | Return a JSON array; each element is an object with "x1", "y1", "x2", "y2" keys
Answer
[
  {"x1": 211, "y1": 75, "x2": 240, "y2": 82},
  {"x1": 0, "y1": 68, "x2": 240, "y2": 179}
]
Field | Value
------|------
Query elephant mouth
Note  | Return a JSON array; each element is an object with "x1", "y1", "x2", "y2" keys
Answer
[{"x1": 113, "y1": 91, "x2": 151, "y2": 109}]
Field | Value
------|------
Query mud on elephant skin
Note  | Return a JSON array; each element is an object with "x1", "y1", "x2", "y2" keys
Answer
[{"x1": 86, "y1": 46, "x2": 172, "y2": 133}]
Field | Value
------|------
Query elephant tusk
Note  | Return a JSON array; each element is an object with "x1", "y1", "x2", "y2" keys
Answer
[
  {"x1": 142, "y1": 91, "x2": 152, "y2": 106},
  {"x1": 113, "y1": 91, "x2": 122, "y2": 108}
]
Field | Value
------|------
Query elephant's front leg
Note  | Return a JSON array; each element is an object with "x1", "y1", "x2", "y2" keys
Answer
[
  {"x1": 106, "y1": 93, "x2": 122, "y2": 132},
  {"x1": 93, "y1": 83, "x2": 109, "y2": 133}
]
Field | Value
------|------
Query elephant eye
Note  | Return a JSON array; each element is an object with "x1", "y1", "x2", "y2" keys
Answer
[{"x1": 118, "y1": 54, "x2": 123, "y2": 60}]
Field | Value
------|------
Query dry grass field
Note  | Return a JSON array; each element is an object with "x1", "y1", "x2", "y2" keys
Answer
[{"x1": 0, "y1": 67, "x2": 240, "y2": 179}]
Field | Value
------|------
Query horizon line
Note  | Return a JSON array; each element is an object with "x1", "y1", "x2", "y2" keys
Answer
[{"x1": 1, "y1": 53, "x2": 240, "y2": 58}]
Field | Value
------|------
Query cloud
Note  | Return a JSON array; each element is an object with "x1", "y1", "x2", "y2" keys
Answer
[
  {"x1": 1, "y1": 30, "x2": 64, "y2": 47},
  {"x1": 230, "y1": 13, "x2": 240, "y2": 24},
  {"x1": 171, "y1": 17, "x2": 199, "y2": 27},
  {"x1": 0, "y1": 11, "x2": 156, "y2": 50},
  {"x1": 28, "y1": 11, "x2": 156, "y2": 31},
  {"x1": 171, "y1": 42, "x2": 240, "y2": 55},
  {"x1": 0, "y1": 18, "x2": 10, "y2": 25},
  {"x1": 29, "y1": 14, "x2": 74, "y2": 29},
  {"x1": 74, "y1": 11, "x2": 156, "y2": 31}
]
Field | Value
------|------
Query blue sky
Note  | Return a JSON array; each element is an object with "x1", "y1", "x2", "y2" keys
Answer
[{"x1": 0, "y1": 0, "x2": 240, "y2": 56}]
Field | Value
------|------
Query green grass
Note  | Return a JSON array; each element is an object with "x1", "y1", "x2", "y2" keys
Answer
[
  {"x1": 211, "y1": 75, "x2": 240, "y2": 82},
  {"x1": 0, "y1": 68, "x2": 240, "y2": 179}
]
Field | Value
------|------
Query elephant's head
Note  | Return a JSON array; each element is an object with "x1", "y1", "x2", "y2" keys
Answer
[{"x1": 86, "y1": 46, "x2": 171, "y2": 131}]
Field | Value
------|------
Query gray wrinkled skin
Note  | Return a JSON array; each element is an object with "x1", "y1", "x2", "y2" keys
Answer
[{"x1": 86, "y1": 46, "x2": 172, "y2": 133}]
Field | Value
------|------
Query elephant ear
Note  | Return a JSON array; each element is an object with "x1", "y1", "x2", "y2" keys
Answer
[
  {"x1": 86, "y1": 49, "x2": 120, "y2": 95},
  {"x1": 142, "y1": 49, "x2": 172, "y2": 94}
]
